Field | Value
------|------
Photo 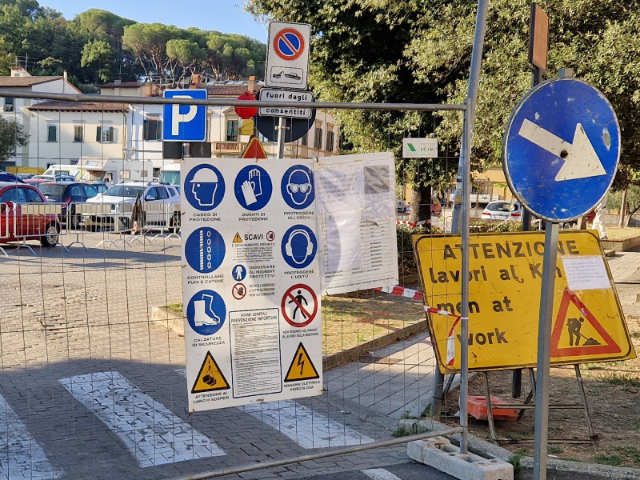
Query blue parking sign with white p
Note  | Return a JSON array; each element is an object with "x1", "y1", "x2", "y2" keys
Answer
[{"x1": 163, "y1": 89, "x2": 207, "y2": 142}]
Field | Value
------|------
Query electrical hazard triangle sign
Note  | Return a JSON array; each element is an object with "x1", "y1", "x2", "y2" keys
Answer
[
  {"x1": 284, "y1": 343, "x2": 319, "y2": 382},
  {"x1": 232, "y1": 233, "x2": 243, "y2": 243},
  {"x1": 551, "y1": 288, "x2": 621, "y2": 358},
  {"x1": 191, "y1": 351, "x2": 230, "y2": 394}
]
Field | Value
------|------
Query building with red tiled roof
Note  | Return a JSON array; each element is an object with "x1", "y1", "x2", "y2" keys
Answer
[{"x1": 0, "y1": 67, "x2": 84, "y2": 168}]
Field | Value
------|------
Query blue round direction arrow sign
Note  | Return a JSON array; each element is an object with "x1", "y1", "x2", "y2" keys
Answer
[{"x1": 503, "y1": 78, "x2": 620, "y2": 222}]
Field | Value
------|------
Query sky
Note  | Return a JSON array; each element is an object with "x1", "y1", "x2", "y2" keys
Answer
[{"x1": 41, "y1": 0, "x2": 269, "y2": 43}]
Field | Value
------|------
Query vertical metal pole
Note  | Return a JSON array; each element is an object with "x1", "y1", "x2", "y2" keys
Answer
[
  {"x1": 533, "y1": 221, "x2": 559, "y2": 480},
  {"x1": 276, "y1": 117, "x2": 286, "y2": 159},
  {"x1": 433, "y1": 1, "x2": 489, "y2": 430},
  {"x1": 514, "y1": 65, "x2": 545, "y2": 398},
  {"x1": 459, "y1": 0, "x2": 489, "y2": 455}
]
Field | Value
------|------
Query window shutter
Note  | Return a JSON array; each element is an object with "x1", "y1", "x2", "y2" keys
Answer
[{"x1": 96, "y1": 126, "x2": 102, "y2": 142}]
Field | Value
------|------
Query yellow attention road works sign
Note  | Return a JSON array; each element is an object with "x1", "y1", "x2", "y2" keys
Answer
[{"x1": 414, "y1": 231, "x2": 635, "y2": 373}]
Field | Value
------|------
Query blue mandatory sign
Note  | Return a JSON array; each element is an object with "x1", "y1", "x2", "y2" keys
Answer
[
  {"x1": 184, "y1": 165, "x2": 225, "y2": 211},
  {"x1": 234, "y1": 165, "x2": 272, "y2": 211},
  {"x1": 232, "y1": 264, "x2": 247, "y2": 282},
  {"x1": 281, "y1": 225, "x2": 317, "y2": 269},
  {"x1": 185, "y1": 227, "x2": 225, "y2": 273},
  {"x1": 282, "y1": 165, "x2": 314, "y2": 210},
  {"x1": 186, "y1": 290, "x2": 226, "y2": 336},
  {"x1": 503, "y1": 78, "x2": 620, "y2": 222}
]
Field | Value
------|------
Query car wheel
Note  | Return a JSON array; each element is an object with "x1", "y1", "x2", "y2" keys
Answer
[
  {"x1": 40, "y1": 222, "x2": 60, "y2": 247},
  {"x1": 170, "y1": 211, "x2": 181, "y2": 231}
]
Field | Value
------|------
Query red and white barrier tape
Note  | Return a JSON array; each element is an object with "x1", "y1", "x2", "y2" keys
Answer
[
  {"x1": 425, "y1": 306, "x2": 461, "y2": 367},
  {"x1": 374, "y1": 287, "x2": 460, "y2": 366},
  {"x1": 396, "y1": 220, "x2": 417, "y2": 226},
  {"x1": 374, "y1": 285, "x2": 423, "y2": 301}
]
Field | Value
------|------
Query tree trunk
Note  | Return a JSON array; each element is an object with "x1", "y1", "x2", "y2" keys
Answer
[
  {"x1": 618, "y1": 188, "x2": 627, "y2": 228},
  {"x1": 409, "y1": 184, "x2": 432, "y2": 229}
]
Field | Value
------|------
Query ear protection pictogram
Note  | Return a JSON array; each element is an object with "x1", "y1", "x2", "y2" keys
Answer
[{"x1": 285, "y1": 229, "x2": 313, "y2": 264}]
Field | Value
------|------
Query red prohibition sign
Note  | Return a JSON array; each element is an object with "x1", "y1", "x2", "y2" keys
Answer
[
  {"x1": 273, "y1": 28, "x2": 305, "y2": 61},
  {"x1": 281, "y1": 284, "x2": 318, "y2": 327},
  {"x1": 232, "y1": 283, "x2": 247, "y2": 300}
]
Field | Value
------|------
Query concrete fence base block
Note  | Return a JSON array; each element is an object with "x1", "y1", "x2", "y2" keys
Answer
[{"x1": 407, "y1": 438, "x2": 513, "y2": 480}]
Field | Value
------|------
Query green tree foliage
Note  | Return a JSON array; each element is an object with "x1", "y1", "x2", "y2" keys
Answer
[
  {"x1": 81, "y1": 39, "x2": 117, "y2": 83},
  {"x1": 247, "y1": 0, "x2": 640, "y2": 194},
  {"x1": 0, "y1": 117, "x2": 28, "y2": 167},
  {"x1": 0, "y1": 1, "x2": 265, "y2": 86}
]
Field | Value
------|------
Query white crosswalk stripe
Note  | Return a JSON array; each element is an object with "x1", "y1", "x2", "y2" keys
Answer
[
  {"x1": 242, "y1": 401, "x2": 374, "y2": 448},
  {"x1": 60, "y1": 372, "x2": 225, "y2": 468},
  {"x1": 362, "y1": 468, "x2": 403, "y2": 480},
  {"x1": 176, "y1": 366, "x2": 373, "y2": 449},
  {"x1": 0, "y1": 393, "x2": 62, "y2": 479}
]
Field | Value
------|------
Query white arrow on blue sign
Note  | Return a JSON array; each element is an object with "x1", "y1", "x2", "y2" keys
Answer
[
  {"x1": 163, "y1": 89, "x2": 208, "y2": 142},
  {"x1": 503, "y1": 78, "x2": 620, "y2": 222}
]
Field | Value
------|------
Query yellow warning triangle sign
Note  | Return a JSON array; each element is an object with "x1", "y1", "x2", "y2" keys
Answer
[
  {"x1": 191, "y1": 351, "x2": 230, "y2": 394},
  {"x1": 284, "y1": 343, "x2": 320, "y2": 382},
  {"x1": 232, "y1": 232, "x2": 243, "y2": 243}
]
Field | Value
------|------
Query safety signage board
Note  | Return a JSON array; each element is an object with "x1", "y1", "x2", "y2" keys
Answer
[
  {"x1": 413, "y1": 231, "x2": 635, "y2": 373},
  {"x1": 182, "y1": 158, "x2": 322, "y2": 411},
  {"x1": 265, "y1": 22, "x2": 311, "y2": 89},
  {"x1": 163, "y1": 89, "x2": 208, "y2": 142},
  {"x1": 503, "y1": 78, "x2": 620, "y2": 222},
  {"x1": 259, "y1": 88, "x2": 314, "y2": 119}
]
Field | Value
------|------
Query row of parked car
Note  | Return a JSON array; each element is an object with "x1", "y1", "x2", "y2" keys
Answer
[{"x1": 0, "y1": 172, "x2": 181, "y2": 247}]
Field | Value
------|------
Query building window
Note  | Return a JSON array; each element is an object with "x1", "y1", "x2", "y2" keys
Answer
[
  {"x1": 301, "y1": 133, "x2": 308, "y2": 147},
  {"x1": 97, "y1": 126, "x2": 114, "y2": 143},
  {"x1": 74, "y1": 126, "x2": 84, "y2": 143},
  {"x1": 226, "y1": 120, "x2": 238, "y2": 141},
  {"x1": 314, "y1": 127, "x2": 323, "y2": 150},
  {"x1": 3, "y1": 98, "x2": 14, "y2": 112},
  {"x1": 143, "y1": 118, "x2": 162, "y2": 141},
  {"x1": 47, "y1": 124, "x2": 58, "y2": 143},
  {"x1": 326, "y1": 130, "x2": 335, "y2": 153}
]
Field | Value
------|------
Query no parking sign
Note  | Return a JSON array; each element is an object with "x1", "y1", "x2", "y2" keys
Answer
[{"x1": 266, "y1": 22, "x2": 311, "y2": 89}]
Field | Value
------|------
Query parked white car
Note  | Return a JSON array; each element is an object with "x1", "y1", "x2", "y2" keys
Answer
[
  {"x1": 481, "y1": 201, "x2": 522, "y2": 221},
  {"x1": 82, "y1": 182, "x2": 181, "y2": 231}
]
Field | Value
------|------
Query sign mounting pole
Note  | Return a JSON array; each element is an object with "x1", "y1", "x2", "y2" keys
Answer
[
  {"x1": 515, "y1": 0, "x2": 549, "y2": 399},
  {"x1": 533, "y1": 222, "x2": 559, "y2": 480}
]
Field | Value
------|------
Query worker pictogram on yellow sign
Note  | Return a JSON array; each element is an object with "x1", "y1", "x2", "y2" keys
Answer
[
  {"x1": 191, "y1": 351, "x2": 230, "y2": 394},
  {"x1": 232, "y1": 233, "x2": 243, "y2": 243},
  {"x1": 413, "y1": 231, "x2": 635, "y2": 373},
  {"x1": 284, "y1": 343, "x2": 319, "y2": 382},
  {"x1": 551, "y1": 287, "x2": 621, "y2": 357}
]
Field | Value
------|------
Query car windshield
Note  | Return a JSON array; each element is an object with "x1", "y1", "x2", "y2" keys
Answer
[
  {"x1": 159, "y1": 171, "x2": 180, "y2": 185},
  {"x1": 488, "y1": 202, "x2": 511, "y2": 212},
  {"x1": 103, "y1": 185, "x2": 145, "y2": 198},
  {"x1": 38, "y1": 184, "x2": 65, "y2": 200}
]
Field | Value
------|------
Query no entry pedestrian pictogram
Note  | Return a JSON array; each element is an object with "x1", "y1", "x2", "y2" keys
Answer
[
  {"x1": 266, "y1": 231, "x2": 275, "y2": 242},
  {"x1": 232, "y1": 283, "x2": 246, "y2": 300},
  {"x1": 281, "y1": 284, "x2": 317, "y2": 327},
  {"x1": 273, "y1": 28, "x2": 305, "y2": 61}
]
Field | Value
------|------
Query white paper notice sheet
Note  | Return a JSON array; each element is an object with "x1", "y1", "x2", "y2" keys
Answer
[
  {"x1": 561, "y1": 256, "x2": 611, "y2": 291},
  {"x1": 315, "y1": 152, "x2": 398, "y2": 295},
  {"x1": 326, "y1": 211, "x2": 362, "y2": 272}
]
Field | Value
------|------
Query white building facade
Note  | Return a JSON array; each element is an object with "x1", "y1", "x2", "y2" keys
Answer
[
  {"x1": 0, "y1": 67, "x2": 82, "y2": 169},
  {"x1": 26, "y1": 101, "x2": 127, "y2": 170}
]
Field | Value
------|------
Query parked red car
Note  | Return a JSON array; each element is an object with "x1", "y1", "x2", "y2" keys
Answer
[{"x1": 0, "y1": 182, "x2": 61, "y2": 247}]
